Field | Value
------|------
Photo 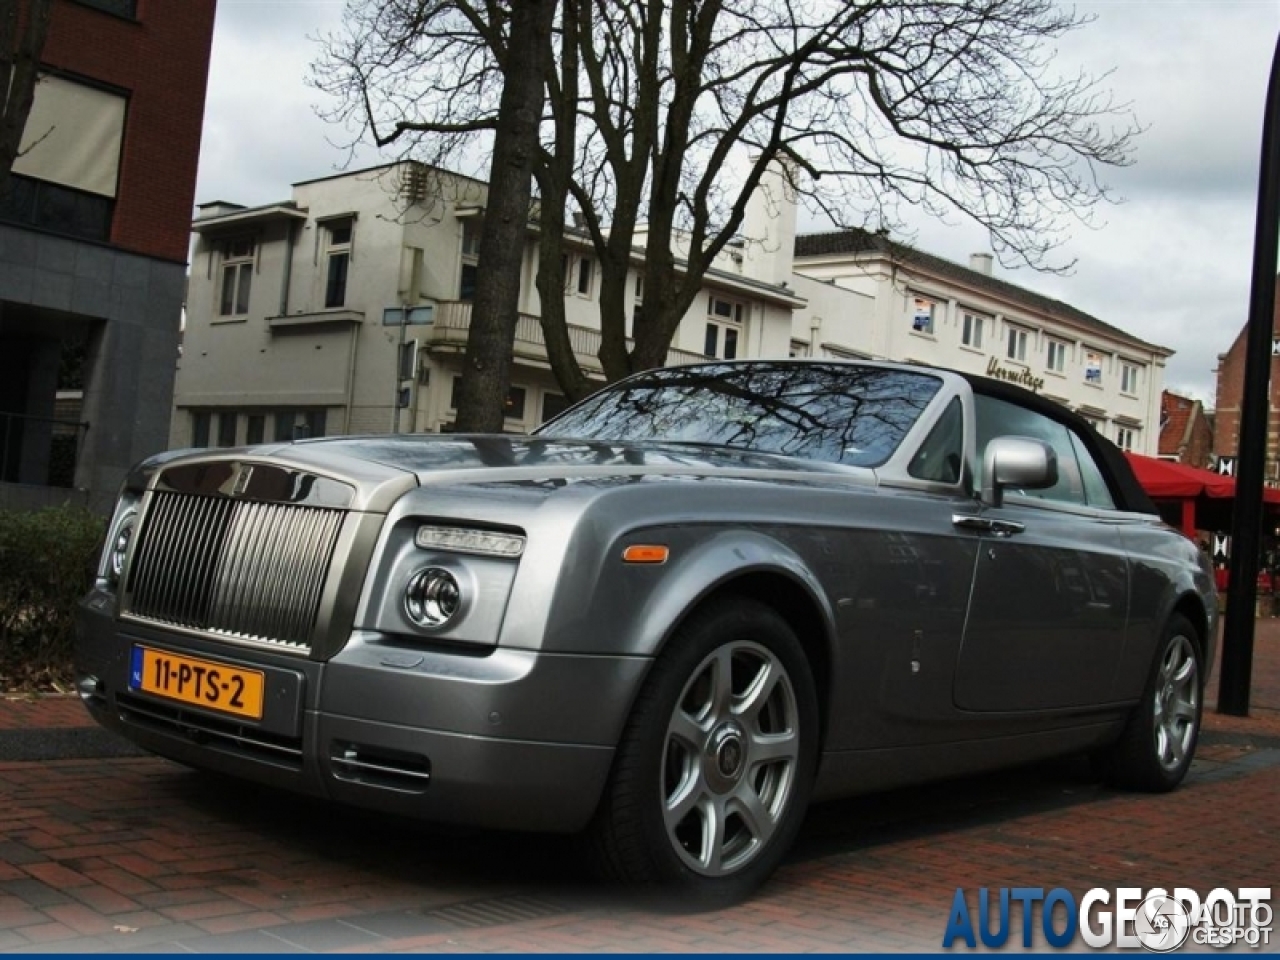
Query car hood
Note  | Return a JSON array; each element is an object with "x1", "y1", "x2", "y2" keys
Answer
[{"x1": 290, "y1": 433, "x2": 865, "y2": 485}]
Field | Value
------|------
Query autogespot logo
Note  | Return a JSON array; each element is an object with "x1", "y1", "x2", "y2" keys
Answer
[{"x1": 942, "y1": 887, "x2": 1273, "y2": 951}]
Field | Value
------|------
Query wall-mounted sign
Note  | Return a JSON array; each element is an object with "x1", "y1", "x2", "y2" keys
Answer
[
  {"x1": 1084, "y1": 350, "x2": 1103, "y2": 384},
  {"x1": 985, "y1": 357, "x2": 1045, "y2": 392},
  {"x1": 1215, "y1": 456, "x2": 1237, "y2": 477}
]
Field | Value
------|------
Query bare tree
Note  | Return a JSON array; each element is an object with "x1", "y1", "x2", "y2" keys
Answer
[
  {"x1": 319, "y1": 0, "x2": 1137, "y2": 406},
  {"x1": 0, "y1": 0, "x2": 53, "y2": 199},
  {"x1": 316, "y1": 0, "x2": 556, "y2": 432}
]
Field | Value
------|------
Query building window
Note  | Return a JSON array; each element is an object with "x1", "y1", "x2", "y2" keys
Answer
[
  {"x1": 542, "y1": 392, "x2": 570, "y2": 424},
  {"x1": 961, "y1": 311, "x2": 986, "y2": 349},
  {"x1": 71, "y1": 0, "x2": 137, "y2": 16},
  {"x1": 1084, "y1": 350, "x2": 1104, "y2": 385},
  {"x1": 216, "y1": 412, "x2": 237, "y2": 448},
  {"x1": 460, "y1": 219, "x2": 481, "y2": 300},
  {"x1": 274, "y1": 409, "x2": 327, "y2": 441},
  {"x1": 1006, "y1": 326, "x2": 1029, "y2": 362},
  {"x1": 0, "y1": 174, "x2": 113, "y2": 243},
  {"x1": 705, "y1": 296, "x2": 744, "y2": 359},
  {"x1": 450, "y1": 377, "x2": 527, "y2": 420},
  {"x1": 577, "y1": 257, "x2": 595, "y2": 297},
  {"x1": 246, "y1": 414, "x2": 265, "y2": 445},
  {"x1": 191, "y1": 411, "x2": 211, "y2": 448},
  {"x1": 324, "y1": 219, "x2": 353, "y2": 308},
  {"x1": 1116, "y1": 426, "x2": 1138, "y2": 451},
  {"x1": 219, "y1": 238, "x2": 254, "y2": 316},
  {"x1": 911, "y1": 296, "x2": 936, "y2": 335},
  {"x1": 5, "y1": 73, "x2": 125, "y2": 242},
  {"x1": 1046, "y1": 338, "x2": 1068, "y2": 373},
  {"x1": 1121, "y1": 362, "x2": 1141, "y2": 395}
]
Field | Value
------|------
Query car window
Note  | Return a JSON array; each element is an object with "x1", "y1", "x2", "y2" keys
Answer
[
  {"x1": 908, "y1": 397, "x2": 963, "y2": 483},
  {"x1": 1070, "y1": 429, "x2": 1116, "y2": 509},
  {"x1": 539, "y1": 363, "x2": 943, "y2": 468},
  {"x1": 973, "y1": 394, "x2": 1091, "y2": 506}
]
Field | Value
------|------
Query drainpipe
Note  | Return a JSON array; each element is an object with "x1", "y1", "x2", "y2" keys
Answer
[{"x1": 809, "y1": 316, "x2": 822, "y2": 357}]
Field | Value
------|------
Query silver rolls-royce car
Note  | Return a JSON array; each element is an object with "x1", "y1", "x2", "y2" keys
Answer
[{"x1": 77, "y1": 360, "x2": 1216, "y2": 901}]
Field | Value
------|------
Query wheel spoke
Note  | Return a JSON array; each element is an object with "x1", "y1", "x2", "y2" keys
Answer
[
  {"x1": 668, "y1": 708, "x2": 708, "y2": 752},
  {"x1": 701, "y1": 797, "x2": 727, "y2": 874},
  {"x1": 1172, "y1": 655, "x2": 1195, "y2": 687},
  {"x1": 1172, "y1": 700, "x2": 1197, "y2": 722},
  {"x1": 735, "y1": 657, "x2": 780, "y2": 724},
  {"x1": 1168, "y1": 727, "x2": 1187, "y2": 766},
  {"x1": 729, "y1": 783, "x2": 776, "y2": 847},
  {"x1": 664, "y1": 766, "x2": 706, "y2": 833},
  {"x1": 750, "y1": 728, "x2": 798, "y2": 766},
  {"x1": 708, "y1": 647, "x2": 736, "y2": 721}
]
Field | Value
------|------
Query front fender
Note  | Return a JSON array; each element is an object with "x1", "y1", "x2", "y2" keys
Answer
[{"x1": 541, "y1": 524, "x2": 837, "y2": 661}]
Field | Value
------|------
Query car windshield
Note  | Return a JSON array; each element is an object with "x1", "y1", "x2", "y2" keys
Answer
[{"x1": 536, "y1": 362, "x2": 943, "y2": 467}]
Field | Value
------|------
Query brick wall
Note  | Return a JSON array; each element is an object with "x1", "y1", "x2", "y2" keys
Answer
[
  {"x1": 40, "y1": 0, "x2": 217, "y2": 263},
  {"x1": 1213, "y1": 283, "x2": 1280, "y2": 479}
]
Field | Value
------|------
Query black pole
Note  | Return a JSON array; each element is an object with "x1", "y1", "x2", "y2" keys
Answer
[{"x1": 1219, "y1": 33, "x2": 1280, "y2": 716}]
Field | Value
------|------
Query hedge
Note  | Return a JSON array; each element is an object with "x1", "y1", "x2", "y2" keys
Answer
[{"x1": 0, "y1": 505, "x2": 106, "y2": 690}]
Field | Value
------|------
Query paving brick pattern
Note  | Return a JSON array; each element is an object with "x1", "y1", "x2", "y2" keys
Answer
[{"x1": 0, "y1": 624, "x2": 1277, "y2": 953}]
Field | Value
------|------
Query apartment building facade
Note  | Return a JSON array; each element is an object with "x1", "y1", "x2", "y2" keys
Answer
[
  {"x1": 789, "y1": 230, "x2": 1170, "y2": 457},
  {"x1": 177, "y1": 162, "x2": 1168, "y2": 458},
  {"x1": 0, "y1": 0, "x2": 217, "y2": 510},
  {"x1": 174, "y1": 163, "x2": 805, "y2": 446}
]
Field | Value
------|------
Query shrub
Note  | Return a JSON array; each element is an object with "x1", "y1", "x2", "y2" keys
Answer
[{"x1": 0, "y1": 505, "x2": 105, "y2": 690}]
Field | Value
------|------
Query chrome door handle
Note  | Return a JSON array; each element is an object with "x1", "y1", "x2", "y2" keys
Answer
[{"x1": 952, "y1": 514, "x2": 1026, "y2": 538}]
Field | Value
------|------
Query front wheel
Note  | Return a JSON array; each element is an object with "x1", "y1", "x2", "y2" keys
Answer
[
  {"x1": 586, "y1": 598, "x2": 819, "y2": 903},
  {"x1": 1100, "y1": 613, "x2": 1203, "y2": 792}
]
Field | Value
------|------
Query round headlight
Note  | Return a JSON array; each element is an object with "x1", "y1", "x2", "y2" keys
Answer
[
  {"x1": 109, "y1": 520, "x2": 134, "y2": 582},
  {"x1": 404, "y1": 567, "x2": 462, "y2": 628}
]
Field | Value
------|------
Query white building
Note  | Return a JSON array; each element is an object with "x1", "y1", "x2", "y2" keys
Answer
[
  {"x1": 174, "y1": 161, "x2": 1168, "y2": 456},
  {"x1": 788, "y1": 230, "x2": 1169, "y2": 454},
  {"x1": 175, "y1": 163, "x2": 802, "y2": 445}
]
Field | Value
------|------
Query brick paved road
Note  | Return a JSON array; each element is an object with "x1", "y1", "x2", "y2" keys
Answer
[{"x1": 0, "y1": 624, "x2": 1277, "y2": 953}]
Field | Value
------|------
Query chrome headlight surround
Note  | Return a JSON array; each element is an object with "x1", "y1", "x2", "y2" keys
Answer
[
  {"x1": 404, "y1": 566, "x2": 464, "y2": 629},
  {"x1": 97, "y1": 494, "x2": 140, "y2": 591}
]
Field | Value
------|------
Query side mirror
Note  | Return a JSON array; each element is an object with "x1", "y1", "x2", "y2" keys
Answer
[{"x1": 982, "y1": 436, "x2": 1058, "y2": 508}]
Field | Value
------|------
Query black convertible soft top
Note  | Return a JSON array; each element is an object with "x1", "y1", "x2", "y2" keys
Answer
[{"x1": 960, "y1": 372, "x2": 1159, "y2": 516}]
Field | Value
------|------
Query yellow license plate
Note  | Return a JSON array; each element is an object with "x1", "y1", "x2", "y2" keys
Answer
[{"x1": 130, "y1": 646, "x2": 265, "y2": 720}]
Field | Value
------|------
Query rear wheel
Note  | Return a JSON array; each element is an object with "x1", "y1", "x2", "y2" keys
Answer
[
  {"x1": 587, "y1": 598, "x2": 818, "y2": 903},
  {"x1": 1101, "y1": 613, "x2": 1203, "y2": 792}
]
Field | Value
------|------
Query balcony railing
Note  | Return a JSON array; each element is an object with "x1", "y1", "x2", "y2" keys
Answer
[
  {"x1": 0, "y1": 411, "x2": 89, "y2": 489},
  {"x1": 428, "y1": 302, "x2": 709, "y2": 372}
]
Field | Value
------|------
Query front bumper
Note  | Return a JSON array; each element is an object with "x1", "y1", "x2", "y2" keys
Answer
[{"x1": 76, "y1": 591, "x2": 649, "y2": 833}]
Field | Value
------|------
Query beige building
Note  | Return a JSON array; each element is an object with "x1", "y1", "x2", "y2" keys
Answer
[
  {"x1": 176, "y1": 162, "x2": 1169, "y2": 457},
  {"x1": 788, "y1": 231, "x2": 1170, "y2": 456},
  {"x1": 175, "y1": 163, "x2": 804, "y2": 445}
]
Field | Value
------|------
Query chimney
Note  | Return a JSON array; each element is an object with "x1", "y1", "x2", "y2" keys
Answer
[
  {"x1": 969, "y1": 252, "x2": 994, "y2": 276},
  {"x1": 742, "y1": 157, "x2": 799, "y2": 286}
]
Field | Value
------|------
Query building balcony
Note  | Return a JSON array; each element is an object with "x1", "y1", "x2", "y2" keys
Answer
[{"x1": 422, "y1": 302, "x2": 709, "y2": 373}]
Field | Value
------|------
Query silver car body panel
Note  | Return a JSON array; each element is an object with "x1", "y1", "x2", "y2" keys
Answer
[{"x1": 77, "y1": 361, "x2": 1217, "y2": 833}]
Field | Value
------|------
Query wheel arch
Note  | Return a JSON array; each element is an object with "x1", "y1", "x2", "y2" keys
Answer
[
  {"x1": 628, "y1": 532, "x2": 838, "y2": 750},
  {"x1": 1171, "y1": 590, "x2": 1212, "y2": 674}
]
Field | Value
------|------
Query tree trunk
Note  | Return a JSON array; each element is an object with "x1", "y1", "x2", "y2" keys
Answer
[
  {"x1": 453, "y1": 0, "x2": 557, "y2": 433},
  {"x1": 0, "y1": 0, "x2": 53, "y2": 199}
]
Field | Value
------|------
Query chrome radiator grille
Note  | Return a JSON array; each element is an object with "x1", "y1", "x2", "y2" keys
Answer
[{"x1": 124, "y1": 491, "x2": 346, "y2": 652}]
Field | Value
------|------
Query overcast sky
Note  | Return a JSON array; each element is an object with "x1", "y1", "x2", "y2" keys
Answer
[{"x1": 197, "y1": 0, "x2": 1280, "y2": 404}]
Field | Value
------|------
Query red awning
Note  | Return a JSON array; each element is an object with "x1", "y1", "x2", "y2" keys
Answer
[
  {"x1": 1122, "y1": 452, "x2": 1243, "y2": 500},
  {"x1": 1122, "y1": 452, "x2": 1280, "y2": 535}
]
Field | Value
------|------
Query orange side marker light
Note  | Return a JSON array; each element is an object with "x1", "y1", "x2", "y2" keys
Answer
[{"x1": 622, "y1": 545, "x2": 670, "y2": 564}]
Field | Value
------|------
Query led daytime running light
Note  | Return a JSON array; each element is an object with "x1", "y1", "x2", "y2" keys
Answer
[{"x1": 415, "y1": 525, "x2": 525, "y2": 557}]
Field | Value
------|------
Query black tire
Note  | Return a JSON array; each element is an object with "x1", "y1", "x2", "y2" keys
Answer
[
  {"x1": 1100, "y1": 613, "x2": 1203, "y2": 792},
  {"x1": 585, "y1": 597, "x2": 819, "y2": 904}
]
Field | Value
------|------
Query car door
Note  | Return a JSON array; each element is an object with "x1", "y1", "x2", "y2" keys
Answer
[{"x1": 952, "y1": 395, "x2": 1130, "y2": 712}]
